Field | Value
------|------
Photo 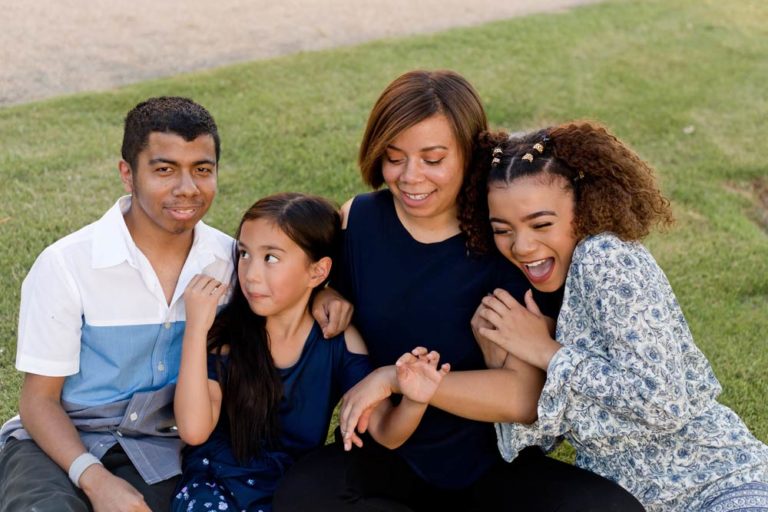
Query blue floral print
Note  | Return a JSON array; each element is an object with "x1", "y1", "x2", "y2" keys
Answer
[{"x1": 495, "y1": 233, "x2": 768, "y2": 511}]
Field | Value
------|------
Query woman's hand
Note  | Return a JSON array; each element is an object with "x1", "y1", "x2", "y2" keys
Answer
[
  {"x1": 477, "y1": 289, "x2": 561, "y2": 370},
  {"x1": 471, "y1": 304, "x2": 509, "y2": 369},
  {"x1": 312, "y1": 287, "x2": 354, "y2": 338},
  {"x1": 395, "y1": 347, "x2": 450, "y2": 404},
  {"x1": 339, "y1": 366, "x2": 397, "y2": 450},
  {"x1": 183, "y1": 274, "x2": 228, "y2": 333}
]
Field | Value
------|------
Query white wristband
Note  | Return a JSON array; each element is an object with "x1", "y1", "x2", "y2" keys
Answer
[{"x1": 68, "y1": 452, "x2": 103, "y2": 488}]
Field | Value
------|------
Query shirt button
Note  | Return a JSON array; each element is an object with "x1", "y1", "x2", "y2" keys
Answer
[
  {"x1": 158, "y1": 362, "x2": 165, "y2": 371},
  {"x1": 129, "y1": 412, "x2": 138, "y2": 422},
  {"x1": 164, "y1": 322, "x2": 171, "y2": 329}
]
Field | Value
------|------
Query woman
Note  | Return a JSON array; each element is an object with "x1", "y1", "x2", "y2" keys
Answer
[
  {"x1": 273, "y1": 71, "x2": 643, "y2": 511},
  {"x1": 469, "y1": 122, "x2": 768, "y2": 511}
]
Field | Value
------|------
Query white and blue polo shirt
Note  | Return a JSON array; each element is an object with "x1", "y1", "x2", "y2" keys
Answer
[
  {"x1": 15, "y1": 195, "x2": 234, "y2": 405},
  {"x1": 2, "y1": 196, "x2": 235, "y2": 483}
]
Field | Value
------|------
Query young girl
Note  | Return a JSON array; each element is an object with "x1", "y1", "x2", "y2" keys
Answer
[
  {"x1": 172, "y1": 193, "x2": 450, "y2": 512},
  {"x1": 467, "y1": 122, "x2": 768, "y2": 511}
]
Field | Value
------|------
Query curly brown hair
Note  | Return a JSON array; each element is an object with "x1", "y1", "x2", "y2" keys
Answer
[{"x1": 461, "y1": 121, "x2": 674, "y2": 253}]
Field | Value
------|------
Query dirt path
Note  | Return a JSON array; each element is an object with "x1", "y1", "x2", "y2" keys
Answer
[{"x1": 0, "y1": 0, "x2": 600, "y2": 107}]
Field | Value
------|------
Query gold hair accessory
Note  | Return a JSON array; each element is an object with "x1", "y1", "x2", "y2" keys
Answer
[
  {"x1": 522, "y1": 153, "x2": 534, "y2": 162},
  {"x1": 533, "y1": 142, "x2": 544, "y2": 154},
  {"x1": 574, "y1": 170, "x2": 585, "y2": 181},
  {"x1": 491, "y1": 147, "x2": 502, "y2": 167}
]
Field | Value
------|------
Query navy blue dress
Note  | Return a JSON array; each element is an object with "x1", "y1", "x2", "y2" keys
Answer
[
  {"x1": 337, "y1": 190, "x2": 557, "y2": 489},
  {"x1": 173, "y1": 322, "x2": 371, "y2": 512}
]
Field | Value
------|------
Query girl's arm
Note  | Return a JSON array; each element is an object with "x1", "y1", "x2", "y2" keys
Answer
[
  {"x1": 489, "y1": 237, "x2": 720, "y2": 437},
  {"x1": 339, "y1": 358, "x2": 544, "y2": 441},
  {"x1": 346, "y1": 348, "x2": 450, "y2": 451},
  {"x1": 174, "y1": 274, "x2": 228, "y2": 445}
]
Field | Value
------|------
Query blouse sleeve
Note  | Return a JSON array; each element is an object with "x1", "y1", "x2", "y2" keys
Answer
[{"x1": 535, "y1": 236, "x2": 721, "y2": 439}]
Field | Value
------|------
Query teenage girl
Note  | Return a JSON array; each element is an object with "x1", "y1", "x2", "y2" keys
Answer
[
  {"x1": 469, "y1": 122, "x2": 768, "y2": 511},
  {"x1": 172, "y1": 193, "x2": 449, "y2": 512}
]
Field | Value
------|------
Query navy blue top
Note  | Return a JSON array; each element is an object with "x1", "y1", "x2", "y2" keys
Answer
[
  {"x1": 179, "y1": 322, "x2": 371, "y2": 510},
  {"x1": 337, "y1": 190, "x2": 545, "y2": 489}
]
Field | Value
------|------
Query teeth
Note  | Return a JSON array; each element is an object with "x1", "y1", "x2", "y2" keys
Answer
[
  {"x1": 404, "y1": 192, "x2": 429, "y2": 200},
  {"x1": 525, "y1": 259, "x2": 547, "y2": 268}
]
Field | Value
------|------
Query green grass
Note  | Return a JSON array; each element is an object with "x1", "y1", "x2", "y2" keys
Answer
[{"x1": 1, "y1": 0, "x2": 767, "y2": 454}]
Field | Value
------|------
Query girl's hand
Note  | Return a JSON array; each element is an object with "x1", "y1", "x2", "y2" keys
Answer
[
  {"x1": 183, "y1": 274, "x2": 228, "y2": 333},
  {"x1": 471, "y1": 304, "x2": 509, "y2": 369},
  {"x1": 395, "y1": 347, "x2": 450, "y2": 404},
  {"x1": 339, "y1": 366, "x2": 397, "y2": 451},
  {"x1": 477, "y1": 289, "x2": 561, "y2": 370}
]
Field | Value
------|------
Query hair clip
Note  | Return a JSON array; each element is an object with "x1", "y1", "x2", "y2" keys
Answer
[
  {"x1": 532, "y1": 142, "x2": 544, "y2": 154},
  {"x1": 522, "y1": 153, "x2": 534, "y2": 162},
  {"x1": 491, "y1": 147, "x2": 503, "y2": 167},
  {"x1": 574, "y1": 170, "x2": 585, "y2": 181}
]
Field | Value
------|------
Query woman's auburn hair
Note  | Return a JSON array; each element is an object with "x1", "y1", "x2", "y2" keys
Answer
[{"x1": 357, "y1": 69, "x2": 488, "y2": 189}]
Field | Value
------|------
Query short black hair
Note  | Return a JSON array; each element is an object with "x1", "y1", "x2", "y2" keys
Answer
[{"x1": 121, "y1": 97, "x2": 220, "y2": 170}]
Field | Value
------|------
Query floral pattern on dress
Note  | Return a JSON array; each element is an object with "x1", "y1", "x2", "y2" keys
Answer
[{"x1": 495, "y1": 233, "x2": 768, "y2": 511}]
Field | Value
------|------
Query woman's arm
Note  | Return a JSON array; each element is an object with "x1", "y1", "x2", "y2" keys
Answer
[
  {"x1": 309, "y1": 198, "x2": 357, "y2": 338},
  {"x1": 174, "y1": 274, "x2": 227, "y2": 445}
]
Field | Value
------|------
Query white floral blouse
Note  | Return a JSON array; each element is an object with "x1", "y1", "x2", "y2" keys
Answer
[{"x1": 496, "y1": 233, "x2": 768, "y2": 511}]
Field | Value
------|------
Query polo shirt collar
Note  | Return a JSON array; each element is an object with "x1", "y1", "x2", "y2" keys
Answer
[
  {"x1": 91, "y1": 196, "x2": 136, "y2": 269},
  {"x1": 91, "y1": 196, "x2": 231, "y2": 270}
]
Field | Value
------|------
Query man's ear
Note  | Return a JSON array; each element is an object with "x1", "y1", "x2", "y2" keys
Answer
[
  {"x1": 118, "y1": 160, "x2": 134, "y2": 194},
  {"x1": 308, "y1": 256, "x2": 332, "y2": 289}
]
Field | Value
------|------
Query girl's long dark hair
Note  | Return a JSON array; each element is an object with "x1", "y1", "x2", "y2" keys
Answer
[{"x1": 207, "y1": 193, "x2": 340, "y2": 463}]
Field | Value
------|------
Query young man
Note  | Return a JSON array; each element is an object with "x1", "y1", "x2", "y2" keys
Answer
[{"x1": 0, "y1": 97, "x2": 234, "y2": 512}]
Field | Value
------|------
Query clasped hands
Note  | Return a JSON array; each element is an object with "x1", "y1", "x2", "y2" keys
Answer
[
  {"x1": 338, "y1": 347, "x2": 449, "y2": 451},
  {"x1": 472, "y1": 289, "x2": 560, "y2": 372}
]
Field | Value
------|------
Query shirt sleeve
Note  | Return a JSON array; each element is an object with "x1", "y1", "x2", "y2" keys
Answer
[
  {"x1": 535, "y1": 237, "x2": 722, "y2": 440},
  {"x1": 206, "y1": 352, "x2": 227, "y2": 382},
  {"x1": 16, "y1": 247, "x2": 84, "y2": 376},
  {"x1": 337, "y1": 345, "x2": 373, "y2": 395}
]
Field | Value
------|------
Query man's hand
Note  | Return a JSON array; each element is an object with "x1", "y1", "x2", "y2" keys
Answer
[{"x1": 80, "y1": 464, "x2": 151, "y2": 512}]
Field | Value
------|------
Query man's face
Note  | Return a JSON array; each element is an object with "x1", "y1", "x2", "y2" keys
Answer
[{"x1": 119, "y1": 132, "x2": 218, "y2": 238}]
